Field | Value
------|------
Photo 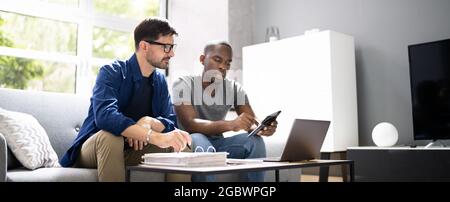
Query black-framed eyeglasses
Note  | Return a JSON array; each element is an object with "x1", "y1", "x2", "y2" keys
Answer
[{"x1": 144, "y1": 40, "x2": 176, "y2": 53}]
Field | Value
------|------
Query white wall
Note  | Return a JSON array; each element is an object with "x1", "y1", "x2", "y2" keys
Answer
[
  {"x1": 168, "y1": 0, "x2": 254, "y2": 87},
  {"x1": 253, "y1": 0, "x2": 450, "y2": 146},
  {"x1": 168, "y1": 0, "x2": 229, "y2": 87},
  {"x1": 227, "y1": 0, "x2": 254, "y2": 82}
]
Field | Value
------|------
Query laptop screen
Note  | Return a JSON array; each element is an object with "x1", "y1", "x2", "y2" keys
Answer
[{"x1": 279, "y1": 119, "x2": 330, "y2": 161}]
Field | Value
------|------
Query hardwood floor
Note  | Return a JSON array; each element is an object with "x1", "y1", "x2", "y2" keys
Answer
[{"x1": 300, "y1": 175, "x2": 343, "y2": 182}]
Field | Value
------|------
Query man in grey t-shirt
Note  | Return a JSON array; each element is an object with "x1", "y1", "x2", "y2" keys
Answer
[{"x1": 172, "y1": 41, "x2": 277, "y2": 182}]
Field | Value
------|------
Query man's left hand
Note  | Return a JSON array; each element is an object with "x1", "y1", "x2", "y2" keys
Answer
[
  {"x1": 257, "y1": 121, "x2": 278, "y2": 136},
  {"x1": 126, "y1": 137, "x2": 147, "y2": 151}
]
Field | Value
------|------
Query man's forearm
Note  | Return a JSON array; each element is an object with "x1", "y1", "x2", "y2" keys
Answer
[
  {"x1": 121, "y1": 124, "x2": 167, "y2": 146},
  {"x1": 135, "y1": 116, "x2": 165, "y2": 133},
  {"x1": 151, "y1": 119, "x2": 165, "y2": 132},
  {"x1": 121, "y1": 125, "x2": 147, "y2": 140}
]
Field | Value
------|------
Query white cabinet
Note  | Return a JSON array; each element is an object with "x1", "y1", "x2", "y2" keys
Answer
[{"x1": 242, "y1": 30, "x2": 358, "y2": 152}]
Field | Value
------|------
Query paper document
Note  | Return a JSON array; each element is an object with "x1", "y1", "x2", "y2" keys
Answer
[
  {"x1": 226, "y1": 158, "x2": 264, "y2": 164},
  {"x1": 141, "y1": 152, "x2": 228, "y2": 167}
]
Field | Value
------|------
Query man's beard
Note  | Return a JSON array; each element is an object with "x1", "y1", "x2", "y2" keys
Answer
[{"x1": 147, "y1": 55, "x2": 170, "y2": 69}]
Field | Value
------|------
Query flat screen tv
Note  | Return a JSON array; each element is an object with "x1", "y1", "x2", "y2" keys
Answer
[{"x1": 408, "y1": 38, "x2": 450, "y2": 141}]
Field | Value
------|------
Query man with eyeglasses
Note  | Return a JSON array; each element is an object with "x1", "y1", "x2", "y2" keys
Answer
[
  {"x1": 172, "y1": 41, "x2": 278, "y2": 182},
  {"x1": 60, "y1": 18, "x2": 191, "y2": 182}
]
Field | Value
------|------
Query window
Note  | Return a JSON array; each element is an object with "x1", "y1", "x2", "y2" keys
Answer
[
  {"x1": 94, "y1": 0, "x2": 160, "y2": 20},
  {"x1": 0, "y1": 11, "x2": 77, "y2": 54},
  {"x1": 93, "y1": 27, "x2": 134, "y2": 59},
  {"x1": 0, "y1": 0, "x2": 164, "y2": 94},
  {"x1": 38, "y1": 0, "x2": 79, "y2": 7}
]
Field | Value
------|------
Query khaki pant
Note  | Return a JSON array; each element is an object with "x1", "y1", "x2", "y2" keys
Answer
[{"x1": 74, "y1": 130, "x2": 190, "y2": 182}]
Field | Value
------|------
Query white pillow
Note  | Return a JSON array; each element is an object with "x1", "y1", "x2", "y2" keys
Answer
[{"x1": 0, "y1": 108, "x2": 60, "y2": 169}]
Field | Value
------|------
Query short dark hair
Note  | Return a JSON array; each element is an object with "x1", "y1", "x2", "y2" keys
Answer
[
  {"x1": 203, "y1": 40, "x2": 232, "y2": 55},
  {"x1": 134, "y1": 18, "x2": 178, "y2": 50}
]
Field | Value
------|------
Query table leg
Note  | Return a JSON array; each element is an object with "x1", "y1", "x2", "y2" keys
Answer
[
  {"x1": 340, "y1": 152, "x2": 348, "y2": 182},
  {"x1": 126, "y1": 168, "x2": 130, "y2": 182},
  {"x1": 319, "y1": 152, "x2": 330, "y2": 182},
  {"x1": 349, "y1": 162, "x2": 355, "y2": 182},
  {"x1": 275, "y1": 170, "x2": 280, "y2": 182}
]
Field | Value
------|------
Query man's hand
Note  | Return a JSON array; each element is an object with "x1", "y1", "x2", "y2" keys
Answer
[
  {"x1": 136, "y1": 116, "x2": 165, "y2": 132},
  {"x1": 230, "y1": 112, "x2": 256, "y2": 131},
  {"x1": 126, "y1": 137, "x2": 147, "y2": 151},
  {"x1": 127, "y1": 129, "x2": 192, "y2": 152},
  {"x1": 257, "y1": 120, "x2": 278, "y2": 137},
  {"x1": 126, "y1": 116, "x2": 165, "y2": 151},
  {"x1": 150, "y1": 129, "x2": 192, "y2": 152}
]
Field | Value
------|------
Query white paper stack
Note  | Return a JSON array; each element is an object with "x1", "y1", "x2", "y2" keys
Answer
[
  {"x1": 141, "y1": 152, "x2": 228, "y2": 167},
  {"x1": 226, "y1": 158, "x2": 264, "y2": 164}
]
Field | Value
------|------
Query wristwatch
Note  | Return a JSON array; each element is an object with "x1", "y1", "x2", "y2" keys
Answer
[{"x1": 143, "y1": 123, "x2": 152, "y2": 143}]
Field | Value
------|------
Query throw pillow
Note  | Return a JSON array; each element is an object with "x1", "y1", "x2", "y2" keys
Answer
[{"x1": 0, "y1": 107, "x2": 60, "y2": 169}]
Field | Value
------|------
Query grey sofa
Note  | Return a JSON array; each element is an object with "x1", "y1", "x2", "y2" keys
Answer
[
  {"x1": 0, "y1": 88, "x2": 300, "y2": 182},
  {"x1": 0, "y1": 88, "x2": 97, "y2": 182}
]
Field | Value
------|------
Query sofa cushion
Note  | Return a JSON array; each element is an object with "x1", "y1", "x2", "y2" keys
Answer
[
  {"x1": 0, "y1": 108, "x2": 60, "y2": 169},
  {"x1": 0, "y1": 88, "x2": 90, "y2": 160},
  {"x1": 7, "y1": 167, "x2": 98, "y2": 182}
]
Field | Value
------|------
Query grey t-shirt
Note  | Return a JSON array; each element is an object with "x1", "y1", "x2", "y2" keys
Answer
[{"x1": 172, "y1": 75, "x2": 249, "y2": 131}]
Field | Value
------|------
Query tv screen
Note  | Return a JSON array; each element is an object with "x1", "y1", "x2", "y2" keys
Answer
[{"x1": 408, "y1": 38, "x2": 450, "y2": 140}]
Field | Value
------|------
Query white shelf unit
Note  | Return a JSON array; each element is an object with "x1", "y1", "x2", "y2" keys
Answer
[{"x1": 242, "y1": 30, "x2": 358, "y2": 152}]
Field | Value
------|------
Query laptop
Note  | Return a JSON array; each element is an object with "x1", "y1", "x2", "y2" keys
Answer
[{"x1": 263, "y1": 119, "x2": 330, "y2": 162}]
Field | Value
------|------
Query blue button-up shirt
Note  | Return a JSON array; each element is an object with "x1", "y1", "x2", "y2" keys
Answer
[{"x1": 60, "y1": 54, "x2": 177, "y2": 167}]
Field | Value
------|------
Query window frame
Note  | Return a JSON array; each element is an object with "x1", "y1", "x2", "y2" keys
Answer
[{"x1": 0, "y1": 0, "x2": 166, "y2": 94}]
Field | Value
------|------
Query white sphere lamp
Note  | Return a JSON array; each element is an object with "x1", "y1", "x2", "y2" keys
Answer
[{"x1": 372, "y1": 122, "x2": 398, "y2": 147}]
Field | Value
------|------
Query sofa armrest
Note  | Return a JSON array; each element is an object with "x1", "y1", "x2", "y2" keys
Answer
[{"x1": 0, "y1": 133, "x2": 7, "y2": 182}]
